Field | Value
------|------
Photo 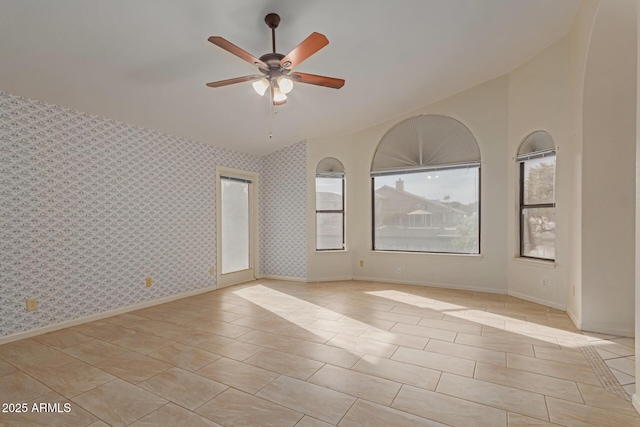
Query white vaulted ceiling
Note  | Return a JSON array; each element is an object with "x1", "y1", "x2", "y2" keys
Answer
[{"x1": 0, "y1": 0, "x2": 580, "y2": 155}]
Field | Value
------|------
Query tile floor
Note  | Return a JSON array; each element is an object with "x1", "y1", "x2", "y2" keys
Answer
[{"x1": 0, "y1": 279, "x2": 638, "y2": 427}]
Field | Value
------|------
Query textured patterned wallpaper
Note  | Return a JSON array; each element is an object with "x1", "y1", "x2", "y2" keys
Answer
[
  {"x1": 259, "y1": 141, "x2": 308, "y2": 278},
  {"x1": 0, "y1": 92, "x2": 280, "y2": 337}
]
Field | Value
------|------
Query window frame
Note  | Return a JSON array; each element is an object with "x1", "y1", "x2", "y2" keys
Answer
[
  {"x1": 518, "y1": 153, "x2": 556, "y2": 261},
  {"x1": 371, "y1": 165, "x2": 481, "y2": 255},
  {"x1": 315, "y1": 174, "x2": 345, "y2": 251}
]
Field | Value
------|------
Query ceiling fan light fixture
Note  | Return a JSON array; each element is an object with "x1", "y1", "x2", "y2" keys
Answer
[
  {"x1": 252, "y1": 78, "x2": 269, "y2": 96},
  {"x1": 277, "y1": 76, "x2": 294, "y2": 94},
  {"x1": 273, "y1": 86, "x2": 287, "y2": 103}
]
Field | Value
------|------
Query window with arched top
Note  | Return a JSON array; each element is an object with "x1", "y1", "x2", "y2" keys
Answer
[
  {"x1": 316, "y1": 157, "x2": 345, "y2": 250},
  {"x1": 517, "y1": 131, "x2": 556, "y2": 261},
  {"x1": 371, "y1": 115, "x2": 481, "y2": 254}
]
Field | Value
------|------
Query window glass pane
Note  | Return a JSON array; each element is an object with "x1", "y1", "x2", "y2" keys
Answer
[
  {"x1": 373, "y1": 168, "x2": 479, "y2": 253},
  {"x1": 221, "y1": 179, "x2": 249, "y2": 274},
  {"x1": 316, "y1": 213, "x2": 343, "y2": 250},
  {"x1": 523, "y1": 156, "x2": 555, "y2": 205},
  {"x1": 522, "y1": 207, "x2": 555, "y2": 260},
  {"x1": 316, "y1": 177, "x2": 343, "y2": 211}
]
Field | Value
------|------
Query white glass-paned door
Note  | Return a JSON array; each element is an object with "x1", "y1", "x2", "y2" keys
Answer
[{"x1": 221, "y1": 177, "x2": 250, "y2": 274}]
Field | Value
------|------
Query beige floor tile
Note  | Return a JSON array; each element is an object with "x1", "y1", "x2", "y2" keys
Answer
[
  {"x1": 352, "y1": 354, "x2": 441, "y2": 391},
  {"x1": 71, "y1": 379, "x2": 167, "y2": 427},
  {"x1": 359, "y1": 328, "x2": 430, "y2": 350},
  {"x1": 436, "y1": 373, "x2": 549, "y2": 421},
  {"x1": 0, "y1": 359, "x2": 17, "y2": 377},
  {"x1": 532, "y1": 345, "x2": 590, "y2": 367},
  {"x1": 481, "y1": 329, "x2": 560, "y2": 348},
  {"x1": 392, "y1": 384, "x2": 507, "y2": 427},
  {"x1": 0, "y1": 339, "x2": 77, "y2": 371},
  {"x1": 609, "y1": 337, "x2": 635, "y2": 348},
  {"x1": 339, "y1": 399, "x2": 447, "y2": 427},
  {"x1": 605, "y1": 356, "x2": 635, "y2": 377},
  {"x1": 191, "y1": 319, "x2": 253, "y2": 339},
  {"x1": 390, "y1": 305, "x2": 445, "y2": 320},
  {"x1": 326, "y1": 334, "x2": 398, "y2": 358},
  {"x1": 237, "y1": 329, "x2": 304, "y2": 351},
  {"x1": 455, "y1": 333, "x2": 535, "y2": 356},
  {"x1": 85, "y1": 421, "x2": 111, "y2": 427},
  {"x1": 589, "y1": 340, "x2": 635, "y2": 357},
  {"x1": 62, "y1": 339, "x2": 128, "y2": 365},
  {"x1": 0, "y1": 371, "x2": 52, "y2": 402},
  {"x1": 507, "y1": 354, "x2": 600, "y2": 386},
  {"x1": 110, "y1": 330, "x2": 173, "y2": 355},
  {"x1": 390, "y1": 323, "x2": 457, "y2": 342},
  {"x1": 577, "y1": 383, "x2": 640, "y2": 418},
  {"x1": 340, "y1": 307, "x2": 422, "y2": 325},
  {"x1": 337, "y1": 315, "x2": 396, "y2": 331},
  {"x1": 130, "y1": 403, "x2": 222, "y2": 427},
  {"x1": 146, "y1": 342, "x2": 221, "y2": 371},
  {"x1": 0, "y1": 391, "x2": 97, "y2": 427},
  {"x1": 417, "y1": 317, "x2": 483, "y2": 335},
  {"x1": 256, "y1": 375, "x2": 356, "y2": 424},
  {"x1": 610, "y1": 368, "x2": 635, "y2": 386},
  {"x1": 196, "y1": 357, "x2": 279, "y2": 394},
  {"x1": 583, "y1": 332, "x2": 620, "y2": 342},
  {"x1": 197, "y1": 387, "x2": 303, "y2": 427},
  {"x1": 291, "y1": 341, "x2": 362, "y2": 369},
  {"x1": 138, "y1": 367, "x2": 227, "y2": 410},
  {"x1": 474, "y1": 362, "x2": 584, "y2": 403},
  {"x1": 71, "y1": 321, "x2": 136, "y2": 342},
  {"x1": 309, "y1": 319, "x2": 370, "y2": 337},
  {"x1": 426, "y1": 339, "x2": 506, "y2": 366},
  {"x1": 308, "y1": 364, "x2": 402, "y2": 406},
  {"x1": 391, "y1": 346, "x2": 475, "y2": 377},
  {"x1": 33, "y1": 329, "x2": 93, "y2": 350},
  {"x1": 546, "y1": 396, "x2": 640, "y2": 427},
  {"x1": 623, "y1": 384, "x2": 635, "y2": 396},
  {"x1": 192, "y1": 333, "x2": 263, "y2": 361},
  {"x1": 595, "y1": 347, "x2": 621, "y2": 360},
  {"x1": 244, "y1": 349, "x2": 324, "y2": 380},
  {"x1": 295, "y1": 415, "x2": 335, "y2": 426},
  {"x1": 508, "y1": 413, "x2": 563, "y2": 426},
  {"x1": 25, "y1": 359, "x2": 115, "y2": 398},
  {"x1": 93, "y1": 351, "x2": 171, "y2": 383}
]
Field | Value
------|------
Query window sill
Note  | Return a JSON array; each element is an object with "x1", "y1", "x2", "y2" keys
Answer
[
  {"x1": 512, "y1": 257, "x2": 556, "y2": 269},
  {"x1": 369, "y1": 250, "x2": 483, "y2": 261},
  {"x1": 315, "y1": 249, "x2": 348, "y2": 254}
]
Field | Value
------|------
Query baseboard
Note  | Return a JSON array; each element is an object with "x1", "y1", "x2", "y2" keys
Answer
[
  {"x1": 258, "y1": 275, "x2": 307, "y2": 283},
  {"x1": 566, "y1": 306, "x2": 581, "y2": 330},
  {"x1": 633, "y1": 394, "x2": 640, "y2": 415},
  {"x1": 352, "y1": 275, "x2": 507, "y2": 295},
  {"x1": 507, "y1": 291, "x2": 566, "y2": 311},
  {"x1": 580, "y1": 322, "x2": 635, "y2": 338},
  {"x1": 306, "y1": 276, "x2": 353, "y2": 283},
  {"x1": 0, "y1": 285, "x2": 219, "y2": 345}
]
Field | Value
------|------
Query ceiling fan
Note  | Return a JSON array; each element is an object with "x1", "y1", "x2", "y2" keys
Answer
[{"x1": 206, "y1": 13, "x2": 345, "y2": 106}]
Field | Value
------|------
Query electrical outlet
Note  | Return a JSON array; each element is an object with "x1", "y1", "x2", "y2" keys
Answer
[
  {"x1": 145, "y1": 277, "x2": 152, "y2": 287},
  {"x1": 359, "y1": 260, "x2": 364, "y2": 267},
  {"x1": 396, "y1": 267, "x2": 402, "y2": 275},
  {"x1": 210, "y1": 266, "x2": 215, "y2": 275},
  {"x1": 541, "y1": 278, "x2": 548, "y2": 288},
  {"x1": 26, "y1": 298, "x2": 38, "y2": 312}
]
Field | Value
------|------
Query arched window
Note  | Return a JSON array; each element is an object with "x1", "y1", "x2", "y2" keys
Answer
[
  {"x1": 316, "y1": 157, "x2": 345, "y2": 250},
  {"x1": 517, "y1": 131, "x2": 556, "y2": 261},
  {"x1": 371, "y1": 115, "x2": 481, "y2": 254}
]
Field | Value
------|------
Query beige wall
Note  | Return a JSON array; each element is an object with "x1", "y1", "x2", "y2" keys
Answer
[
  {"x1": 506, "y1": 36, "x2": 571, "y2": 310},
  {"x1": 581, "y1": 0, "x2": 637, "y2": 335},
  {"x1": 307, "y1": 76, "x2": 509, "y2": 293}
]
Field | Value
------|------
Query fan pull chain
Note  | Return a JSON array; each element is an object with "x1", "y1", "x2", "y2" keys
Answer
[{"x1": 269, "y1": 98, "x2": 273, "y2": 139}]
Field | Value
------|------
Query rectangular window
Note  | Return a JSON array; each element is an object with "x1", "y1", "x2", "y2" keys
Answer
[
  {"x1": 316, "y1": 177, "x2": 344, "y2": 250},
  {"x1": 520, "y1": 155, "x2": 555, "y2": 260},
  {"x1": 372, "y1": 167, "x2": 480, "y2": 254}
]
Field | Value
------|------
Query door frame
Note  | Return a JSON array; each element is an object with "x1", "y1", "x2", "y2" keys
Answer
[{"x1": 216, "y1": 166, "x2": 259, "y2": 288}]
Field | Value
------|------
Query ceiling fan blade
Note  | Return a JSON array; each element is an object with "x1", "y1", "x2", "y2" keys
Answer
[
  {"x1": 206, "y1": 75, "x2": 263, "y2": 88},
  {"x1": 290, "y1": 72, "x2": 345, "y2": 89},
  {"x1": 280, "y1": 32, "x2": 329, "y2": 70},
  {"x1": 208, "y1": 36, "x2": 267, "y2": 68}
]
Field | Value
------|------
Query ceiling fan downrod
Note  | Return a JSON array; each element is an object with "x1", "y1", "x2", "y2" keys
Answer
[{"x1": 265, "y1": 13, "x2": 280, "y2": 54}]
